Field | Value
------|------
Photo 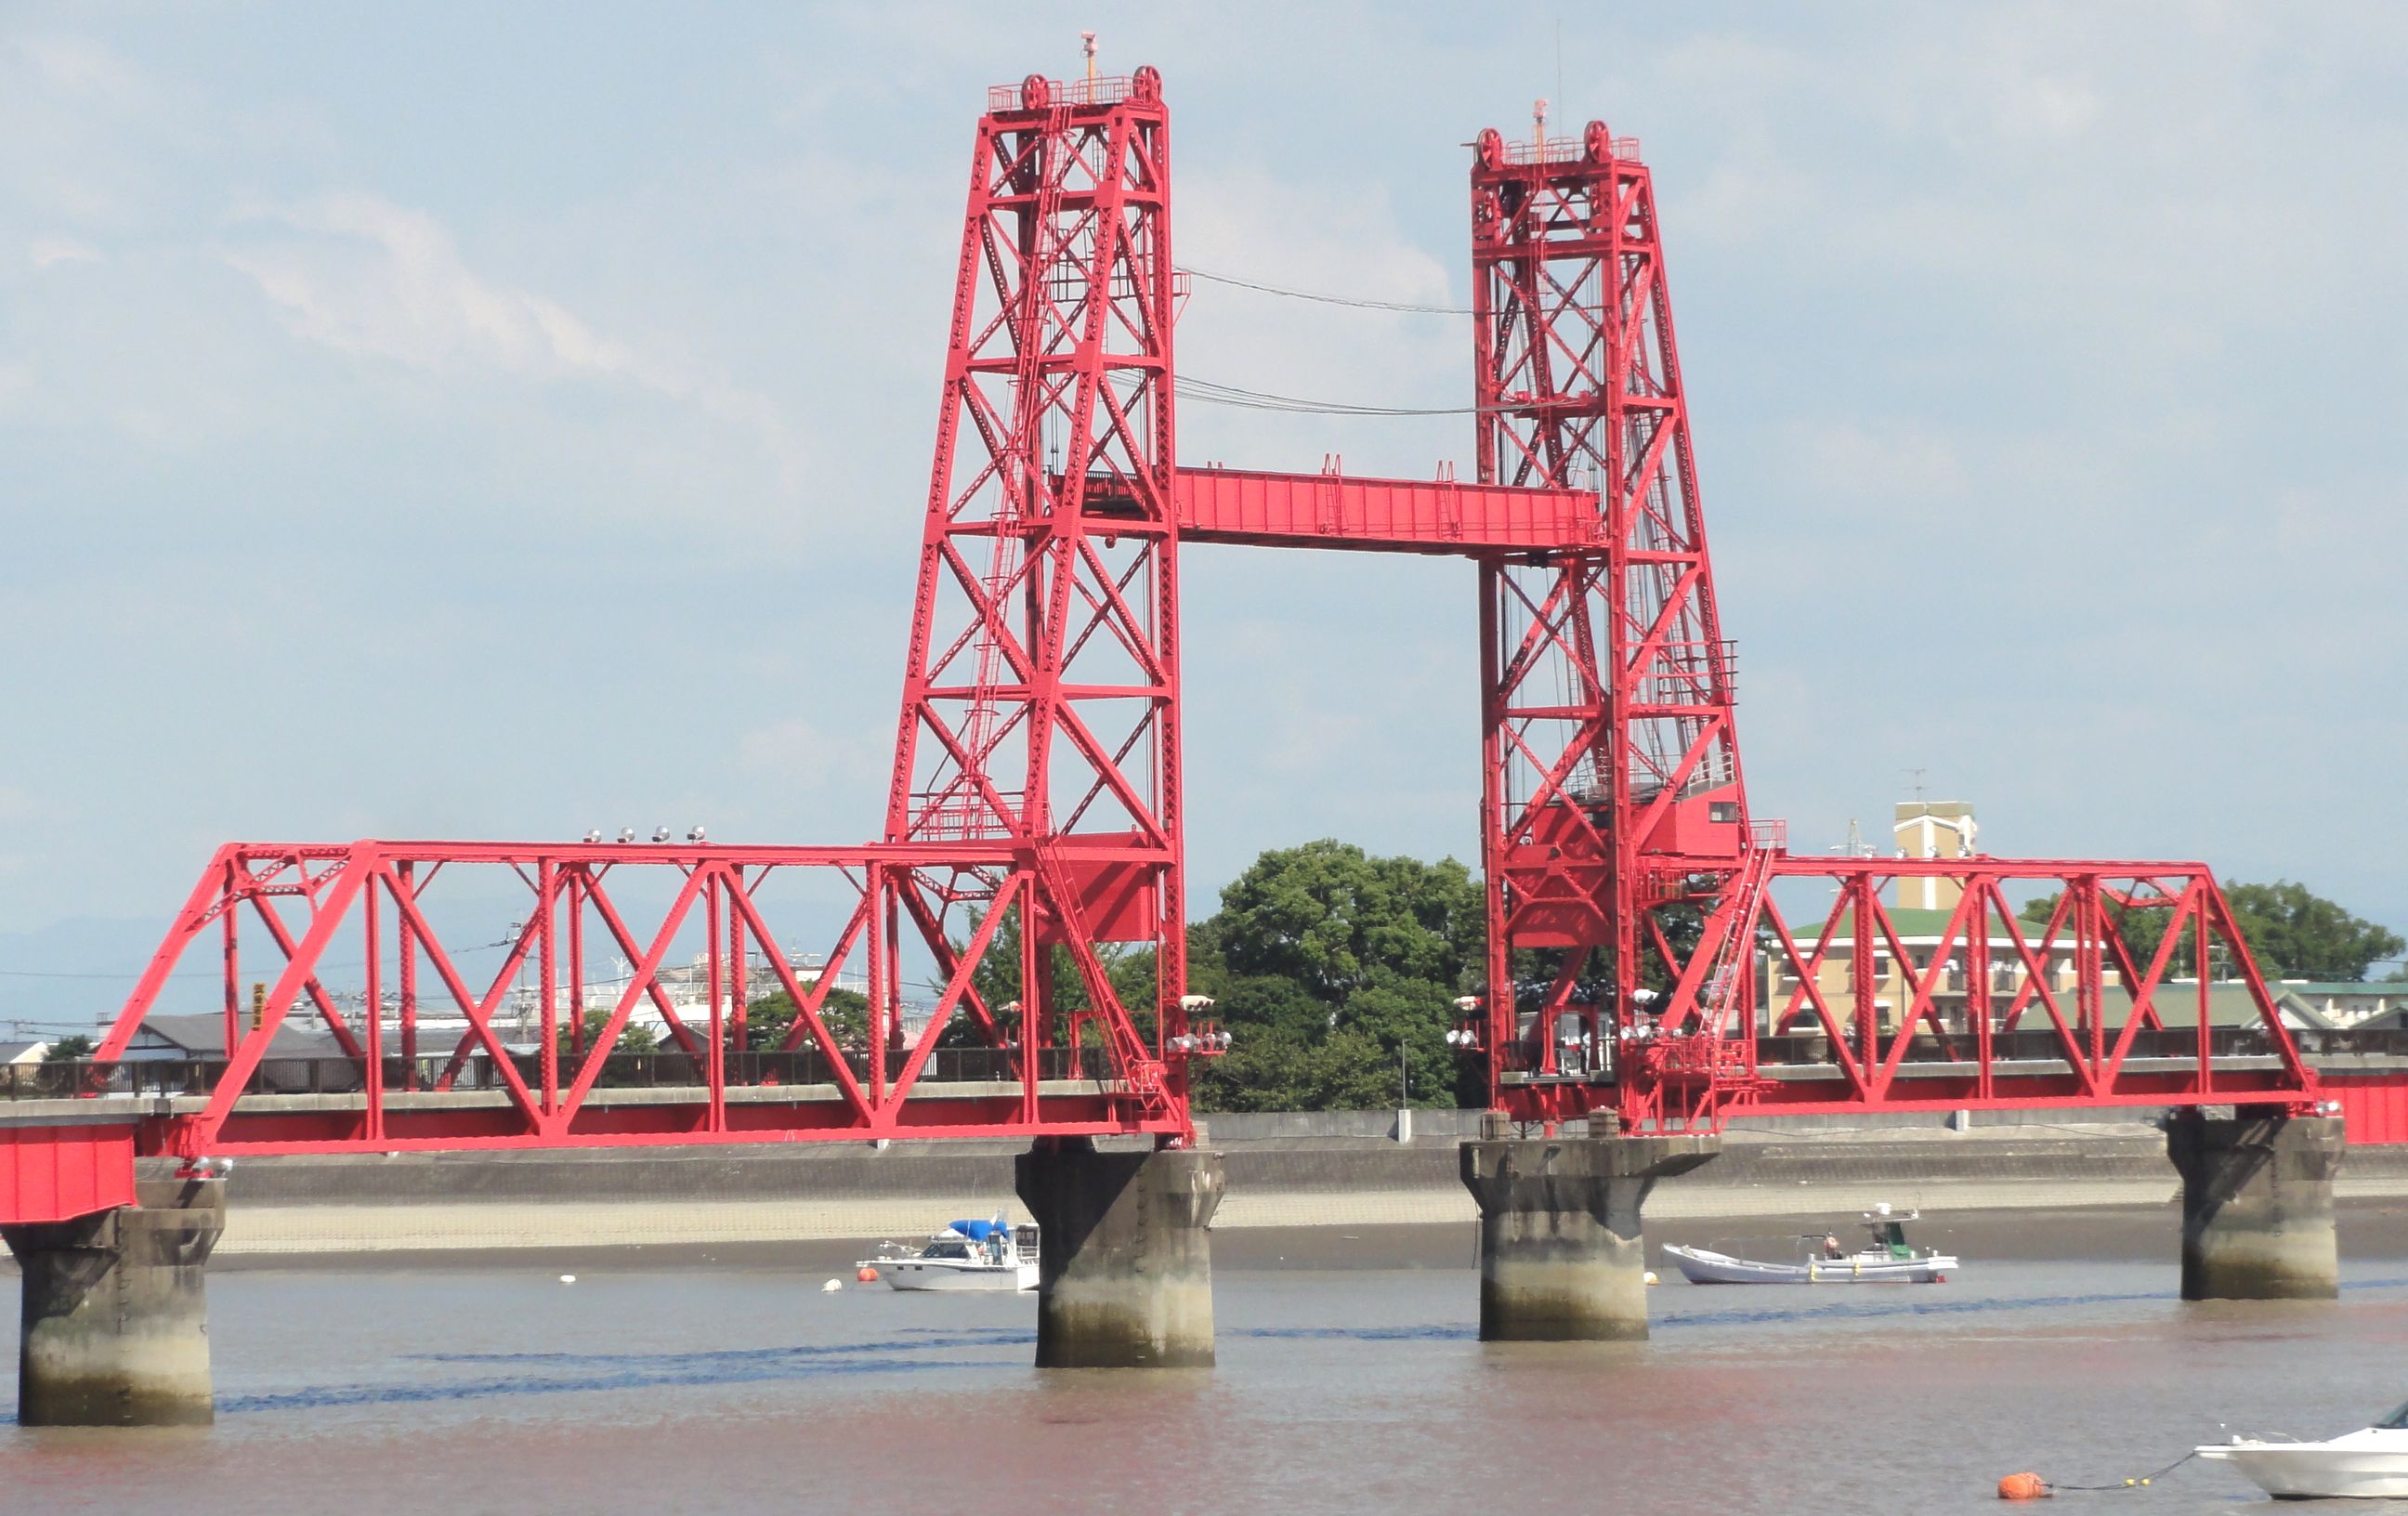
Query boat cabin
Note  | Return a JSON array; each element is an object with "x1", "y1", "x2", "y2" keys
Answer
[{"x1": 920, "y1": 1219, "x2": 1039, "y2": 1265}]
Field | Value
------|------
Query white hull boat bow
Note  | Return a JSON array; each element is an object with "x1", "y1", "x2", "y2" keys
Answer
[
  {"x1": 1662, "y1": 1245, "x2": 1956, "y2": 1285},
  {"x1": 880, "y1": 1257, "x2": 1040, "y2": 1292},
  {"x1": 858, "y1": 1216, "x2": 1040, "y2": 1293},
  {"x1": 1664, "y1": 1204, "x2": 1957, "y2": 1286},
  {"x1": 2199, "y1": 1409, "x2": 2408, "y2": 1500}
]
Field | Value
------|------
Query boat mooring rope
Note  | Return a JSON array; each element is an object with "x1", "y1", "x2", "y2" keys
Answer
[
  {"x1": 2002, "y1": 1449, "x2": 2202, "y2": 1498},
  {"x1": 2051, "y1": 1448, "x2": 2202, "y2": 1490}
]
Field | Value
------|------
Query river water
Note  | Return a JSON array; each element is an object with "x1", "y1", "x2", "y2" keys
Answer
[{"x1": 5, "y1": 1210, "x2": 2407, "y2": 1515}]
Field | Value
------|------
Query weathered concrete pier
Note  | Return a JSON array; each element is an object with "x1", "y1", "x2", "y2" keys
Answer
[
  {"x1": 1459, "y1": 1129, "x2": 1720, "y2": 1340},
  {"x1": 1014, "y1": 1139, "x2": 1225, "y2": 1367},
  {"x1": 1, "y1": 1175, "x2": 225, "y2": 1426},
  {"x1": 2166, "y1": 1108, "x2": 2346, "y2": 1300}
]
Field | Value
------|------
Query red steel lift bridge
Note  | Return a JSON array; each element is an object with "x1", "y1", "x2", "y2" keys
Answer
[{"x1": 0, "y1": 69, "x2": 2321, "y2": 1221}]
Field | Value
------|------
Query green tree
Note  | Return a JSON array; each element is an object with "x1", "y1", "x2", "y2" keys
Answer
[
  {"x1": 1211, "y1": 839, "x2": 1483, "y2": 1000},
  {"x1": 2019, "y1": 879, "x2": 2405, "y2": 982},
  {"x1": 956, "y1": 902, "x2": 1157, "y2": 1048},
  {"x1": 547, "y1": 1012, "x2": 659, "y2": 1089},
  {"x1": 745, "y1": 985, "x2": 870, "y2": 1051},
  {"x1": 1190, "y1": 842, "x2": 1482, "y2": 1112},
  {"x1": 555, "y1": 1010, "x2": 658, "y2": 1059},
  {"x1": 42, "y1": 1034, "x2": 95, "y2": 1064}
]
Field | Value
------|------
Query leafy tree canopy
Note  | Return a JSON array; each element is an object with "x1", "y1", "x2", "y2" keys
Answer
[
  {"x1": 555, "y1": 1009, "x2": 659, "y2": 1057},
  {"x1": 1189, "y1": 842, "x2": 1484, "y2": 1112},
  {"x1": 745, "y1": 985, "x2": 870, "y2": 1051},
  {"x1": 1210, "y1": 839, "x2": 1483, "y2": 1001}
]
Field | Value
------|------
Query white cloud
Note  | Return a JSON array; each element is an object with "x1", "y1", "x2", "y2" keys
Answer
[
  {"x1": 28, "y1": 236, "x2": 100, "y2": 269},
  {"x1": 1172, "y1": 169, "x2": 1463, "y2": 478},
  {"x1": 223, "y1": 193, "x2": 640, "y2": 380},
  {"x1": 15, "y1": 34, "x2": 148, "y2": 106},
  {"x1": 219, "y1": 193, "x2": 805, "y2": 476}
]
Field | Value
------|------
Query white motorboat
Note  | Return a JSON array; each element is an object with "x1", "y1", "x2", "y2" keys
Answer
[
  {"x1": 857, "y1": 1217, "x2": 1039, "y2": 1292},
  {"x1": 2198, "y1": 1403, "x2": 2408, "y2": 1500},
  {"x1": 1664, "y1": 1204, "x2": 1958, "y2": 1285}
]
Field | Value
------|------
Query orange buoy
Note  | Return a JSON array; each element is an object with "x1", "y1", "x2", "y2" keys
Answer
[
  {"x1": 856, "y1": 1266, "x2": 879, "y2": 1283},
  {"x1": 1996, "y1": 1472, "x2": 2050, "y2": 1501}
]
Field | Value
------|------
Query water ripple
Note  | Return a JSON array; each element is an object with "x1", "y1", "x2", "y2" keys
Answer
[
  {"x1": 220, "y1": 1353, "x2": 999, "y2": 1415},
  {"x1": 211, "y1": 1276, "x2": 2408, "y2": 1417}
]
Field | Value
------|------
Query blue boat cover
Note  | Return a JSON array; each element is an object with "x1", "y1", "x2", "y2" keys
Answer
[{"x1": 947, "y1": 1220, "x2": 1005, "y2": 1239}]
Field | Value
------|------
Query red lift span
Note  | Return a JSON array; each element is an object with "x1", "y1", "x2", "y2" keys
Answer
[{"x1": 3, "y1": 69, "x2": 2316, "y2": 1194}]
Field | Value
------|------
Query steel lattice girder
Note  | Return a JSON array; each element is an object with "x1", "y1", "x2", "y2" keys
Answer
[
  {"x1": 86, "y1": 840, "x2": 1184, "y2": 1157},
  {"x1": 883, "y1": 69, "x2": 1193, "y2": 1106},
  {"x1": 1485, "y1": 856, "x2": 2317, "y2": 1130},
  {"x1": 37, "y1": 72, "x2": 2328, "y2": 1200},
  {"x1": 1464, "y1": 122, "x2": 1756, "y2": 1114}
]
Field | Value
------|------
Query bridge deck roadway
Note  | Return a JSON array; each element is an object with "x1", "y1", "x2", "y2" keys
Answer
[
  {"x1": 1498, "y1": 1051, "x2": 2408, "y2": 1115},
  {"x1": 0, "y1": 1078, "x2": 1124, "y2": 1129},
  {"x1": 1, "y1": 1053, "x2": 2395, "y2": 1148}
]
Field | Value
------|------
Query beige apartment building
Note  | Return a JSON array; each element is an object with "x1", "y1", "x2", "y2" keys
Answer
[
  {"x1": 1760, "y1": 802, "x2": 2081, "y2": 1037},
  {"x1": 1755, "y1": 802, "x2": 2345, "y2": 1038}
]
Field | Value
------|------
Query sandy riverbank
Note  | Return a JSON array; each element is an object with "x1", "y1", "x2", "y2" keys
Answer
[
  {"x1": 198, "y1": 1200, "x2": 2408, "y2": 1276},
  {"x1": 168, "y1": 1119, "x2": 2408, "y2": 1261}
]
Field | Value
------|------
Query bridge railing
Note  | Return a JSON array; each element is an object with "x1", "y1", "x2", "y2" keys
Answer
[
  {"x1": 75, "y1": 840, "x2": 1194, "y2": 1154},
  {"x1": 0, "y1": 1045, "x2": 1123, "y2": 1104},
  {"x1": 1748, "y1": 1026, "x2": 2408, "y2": 1068},
  {"x1": 1498, "y1": 1025, "x2": 2408, "y2": 1076}
]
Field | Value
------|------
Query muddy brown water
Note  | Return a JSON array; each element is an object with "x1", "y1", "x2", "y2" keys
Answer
[{"x1": 6, "y1": 1202, "x2": 2407, "y2": 1514}]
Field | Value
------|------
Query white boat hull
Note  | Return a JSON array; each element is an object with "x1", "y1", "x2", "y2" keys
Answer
[
  {"x1": 2200, "y1": 1437, "x2": 2408, "y2": 1499},
  {"x1": 1663, "y1": 1245, "x2": 1956, "y2": 1285},
  {"x1": 877, "y1": 1260, "x2": 1039, "y2": 1292}
]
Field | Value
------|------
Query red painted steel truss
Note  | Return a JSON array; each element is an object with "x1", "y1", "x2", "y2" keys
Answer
[
  {"x1": 33, "y1": 72, "x2": 2318, "y2": 1195},
  {"x1": 94, "y1": 841, "x2": 1182, "y2": 1157},
  {"x1": 1488, "y1": 857, "x2": 2319, "y2": 1131},
  {"x1": 1446, "y1": 121, "x2": 2315, "y2": 1129}
]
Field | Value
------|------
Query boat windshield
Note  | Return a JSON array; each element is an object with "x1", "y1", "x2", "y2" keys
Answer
[
  {"x1": 2379, "y1": 1399, "x2": 2408, "y2": 1430},
  {"x1": 920, "y1": 1241, "x2": 973, "y2": 1260},
  {"x1": 1864, "y1": 1218, "x2": 1913, "y2": 1259}
]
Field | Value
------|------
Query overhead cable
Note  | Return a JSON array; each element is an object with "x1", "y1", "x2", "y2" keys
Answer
[
  {"x1": 1177, "y1": 266, "x2": 1473, "y2": 316},
  {"x1": 1181, "y1": 375, "x2": 1477, "y2": 417}
]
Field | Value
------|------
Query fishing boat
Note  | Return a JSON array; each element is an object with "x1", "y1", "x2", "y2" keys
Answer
[
  {"x1": 2198, "y1": 1402, "x2": 2408, "y2": 1500},
  {"x1": 1663, "y1": 1204, "x2": 1957, "y2": 1285},
  {"x1": 857, "y1": 1217, "x2": 1040, "y2": 1292}
]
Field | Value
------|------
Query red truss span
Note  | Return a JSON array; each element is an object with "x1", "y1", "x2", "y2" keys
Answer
[{"x1": 3, "y1": 71, "x2": 2318, "y2": 1213}]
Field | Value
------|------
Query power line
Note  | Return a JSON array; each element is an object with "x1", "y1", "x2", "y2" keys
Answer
[
  {"x1": 1178, "y1": 265, "x2": 1472, "y2": 315},
  {"x1": 1182, "y1": 375, "x2": 1478, "y2": 417},
  {"x1": 0, "y1": 969, "x2": 203, "y2": 981},
  {"x1": 0, "y1": 939, "x2": 517, "y2": 984}
]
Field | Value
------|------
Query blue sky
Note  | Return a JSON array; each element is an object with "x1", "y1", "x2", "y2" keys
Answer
[{"x1": 3, "y1": 2, "x2": 2403, "y2": 1020}]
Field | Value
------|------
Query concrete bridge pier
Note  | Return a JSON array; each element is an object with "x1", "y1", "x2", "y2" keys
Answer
[
  {"x1": 1, "y1": 1176, "x2": 225, "y2": 1426},
  {"x1": 1460, "y1": 1130, "x2": 1720, "y2": 1340},
  {"x1": 1014, "y1": 1138, "x2": 1224, "y2": 1367},
  {"x1": 2166, "y1": 1108, "x2": 2345, "y2": 1300}
]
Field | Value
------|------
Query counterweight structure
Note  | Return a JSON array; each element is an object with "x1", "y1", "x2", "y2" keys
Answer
[{"x1": 2, "y1": 70, "x2": 2319, "y2": 1192}]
